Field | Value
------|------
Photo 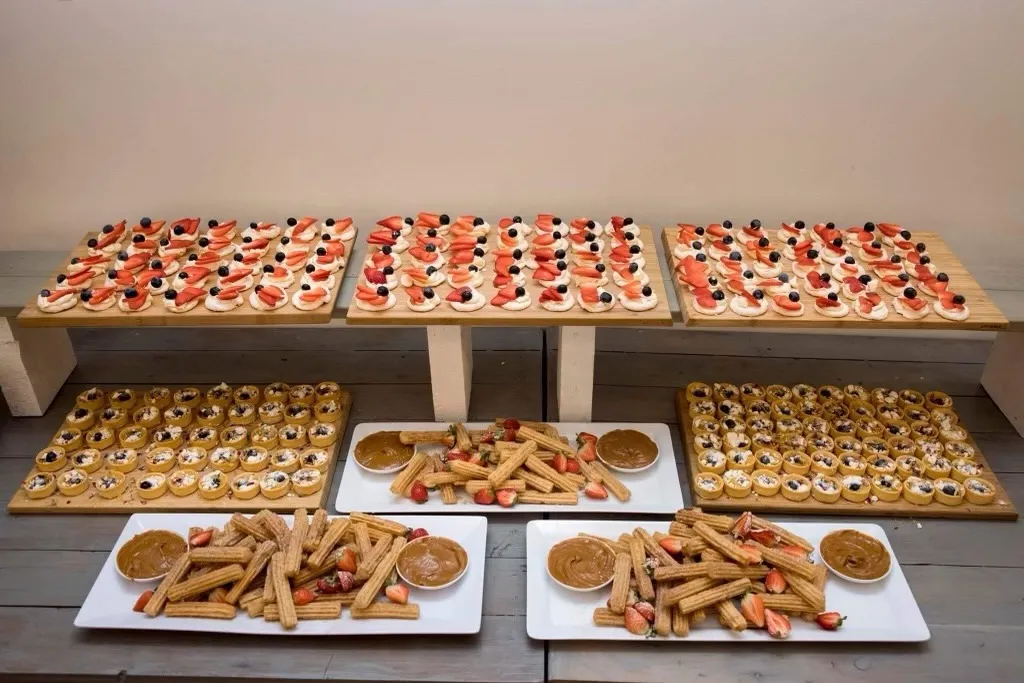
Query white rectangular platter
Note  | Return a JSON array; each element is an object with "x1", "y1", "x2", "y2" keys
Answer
[
  {"x1": 334, "y1": 422, "x2": 685, "y2": 514},
  {"x1": 526, "y1": 519, "x2": 930, "y2": 642},
  {"x1": 75, "y1": 513, "x2": 487, "y2": 635}
]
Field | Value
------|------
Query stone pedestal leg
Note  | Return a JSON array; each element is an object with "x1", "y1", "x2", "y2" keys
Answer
[
  {"x1": 556, "y1": 326, "x2": 595, "y2": 422},
  {"x1": 981, "y1": 330, "x2": 1024, "y2": 437},
  {"x1": 427, "y1": 325, "x2": 472, "y2": 422},
  {"x1": 0, "y1": 318, "x2": 76, "y2": 416}
]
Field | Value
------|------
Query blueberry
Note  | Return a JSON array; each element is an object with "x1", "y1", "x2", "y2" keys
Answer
[
  {"x1": 427, "y1": 228, "x2": 438, "y2": 238},
  {"x1": 426, "y1": 266, "x2": 437, "y2": 275},
  {"x1": 600, "y1": 291, "x2": 613, "y2": 303},
  {"x1": 695, "y1": 253, "x2": 707, "y2": 263},
  {"x1": 858, "y1": 274, "x2": 871, "y2": 284},
  {"x1": 555, "y1": 249, "x2": 566, "y2": 259},
  {"x1": 178, "y1": 272, "x2": 188, "y2": 279},
  {"x1": 952, "y1": 294, "x2": 966, "y2": 304},
  {"x1": 769, "y1": 251, "x2": 781, "y2": 263},
  {"x1": 132, "y1": 234, "x2": 144, "y2": 244},
  {"x1": 751, "y1": 219, "x2": 761, "y2": 229},
  {"x1": 723, "y1": 235, "x2": 734, "y2": 245},
  {"x1": 423, "y1": 287, "x2": 435, "y2": 299},
  {"x1": 743, "y1": 270, "x2": 754, "y2": 279},
  {"x1": 275, "y1": 252, "x2": 285, "y2": 263},
  {"x1": 729, "y1": 251, "x2": 742, "y2": 261},
  {"x1": 249, "y1": 222, "x2": 259, "y2": 229},
  {"x1": 381, "y1": 245, "x2": 392, "y2": 255},
  {"x1": 264, "y1": 264, "x2": 275, "y2": 273},
  {"x1": 509, "y1": 265, "x2": 521, "y2": 275},
  {"x1": 383, "y1": 266, "x2": 394, "y2": 275},
  {"x1": 102, "y1": 224, "x2": 114, "y2": 233},
  {"x1": 316, "y1": 247, "x2": 327, "y2": 256},
  {"x1": 304, "y1": 264, "x2": 314, "y2": 273},
  {"x1": 403, "y1": 217, "x2": 413, "y2": 226},
  {"x1": 512, "y1": 216, "x2": 523, "y2": 223},
  {"x1": 708, "y1": 276, "x2": 718, "y2": 285},
  {"x1": 556, "y1": 261, "x2": 568, "y2": 271},
  {"x1": 391, "y1": 230, "x2": 401, "y2": 239},
  {"x1": 150, "y1": 277, "x2": 162, "y2": 288},
  {"x1": 56, "y1": 274, "x2": 67, "y2": 284},
  {"x1": 439, "y1": 214, "x2": 450, "y2": 225},
  {"x1": 916, "y1": 242, "x2": 927, "y2": 252},
  {"x1": 628, "y1": 262, "x2": 639, "y2": 273},
  {"x1": 789, "y1": 291, "x2": 800, "y2": 302},
  {"x1": 942, "y1": 484, "x2": 957, "y2": 496},
  {"x1": 198, "y1": 237, "x2": 209, "y2": 248},
  {"x1": 556, "y1": 284, "x2": 568, "y2": 294},
  {"x1": 723, "y1": 220, "x2": 733, "y2": 229},
  {"x1": 584, "y1": 232, "x2": 595, "y2": 242},
  {"x1": 826, "y1": 222, "x2": 835, "y2": 229},
  {"x1": 243, "y1": 236, "x2": 253, "y2": 244},
  {"x1": 920, "y1": 255, "x2": 931, "y2": 265},
  {"x1": 425, "y1": 243, "x2": 436, "y2": 253},
  {"x1": 80, "y1": 290, "x2": 92, "y2": 301},
  {"x1": 287, "y1": 217, "x2": 297, "y2": 227},
  {"x1": 849, "y1": 482, "x2": 861, "y2": 492},
  {"x1": 821, "y1": 272, "x2": 831, "y2": 282},
  {"x1": 795, "y1": 220, "x2": 805, "y2": 229},
  {"x1": 592, "y1": 263, "x2": 605, "y2": 273},
  {"x1": 376, "y1": 285, "x2": 388, "y2": 296},
  {"x1": 807, "y1": 249, "x2": 819, "y2": 259},
  {"x1": 900, "y1": 230, "x2": 912, "y2": 239},
  {"x1": 832, "y1": 237, "x2": 843, "y2": 247},
  {"x1": 473, "y1": 247, "x2": 485, "y2": 257},
  {"x1": 173, "y1": 225, "x2": 185, "y2": 235},
  {"x1": 476, "y1": 235, "x2": 487, "y2": 244},
  {"x1": 779, "y1": 273, "x2": 790, "y2": 283},
  {"x1": 827, "y1": 292, "x2": 839, "y2": 301},
  {"x1": 898, "y1": 273, "x2": 910, "y2": 282},
  {"x1": 904, "y1": 287, "x2": 917, "y2": 298},
  {"x1": 552, "y1": 217, "x2": 562, "y2": 226},
  {"x1": 514, "y1": 286, "x2": 526, "y2": 298},
  {"x1": 752, "y1": 289, "x2": 764, "y2": 300},
  {"x1": 217, "y1": 266, "x2": 229, "y2": 276},
  {"x1": 871, "y1": 241, "x2": 881, "y2": 249},
  {"x1": 623, "y1": 217, "x2": 634, "y2": 226},
  {"x1": 209, "y1": 286, "x2": 220, "y2": 296},
  {"x1": 845, "y1": 256, "x2": 856, "y2": 265},
  {"x1": 552, "y1": 231, "x2": 563, "y2": 240},
  {"x1": 124, "y1": 288, "x2": 138, "y2": 298},
  {"x1": 323, "y1": 218, "x2": 336, "y2": 227},
  {"x1": 460, "y1": 289, "x2": 472, "y2": 302},
  {"x1": 585, "y1": 219, "x2": 596, "y2": 229},
  {"x1": 164, "y1": 289, "x2": 177, "y2": 300},
  {"x1": 787, "y1": 237, "x2": 797, "y2": 246},
  {"x1": 696, "y1": 226, "x2": 705, "y2": 235},
  {"x1": 936, "y1": 272, "x2": 949, "y2": 282},
  {"x1": 513, "y1": 249, "x2": 523, "y2": 259},
  {"x1": 642, "y1": 285, "x2": 652, "y2": 296},
  {"x1": 473, "y1": 217, "x2": 484, "y2": 226},
  {"x1": 118, "y1": 250, "x2": 129, "y2": 260}
]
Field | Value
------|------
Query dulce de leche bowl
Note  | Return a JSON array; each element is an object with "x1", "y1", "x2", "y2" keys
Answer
[
  {"x1": 115, "y1": 529, "x2": 188, "y2": 583},
  {"x1": 396, "y1": 536, "x2": 469, "y2": 590},
  {"x1": 595, "y1": 429, "x2": 660, "y2": 473},
  {"x1": 546, "y1": 537, "x2": 616, "y2": 592},
  {"x1": 818, "y1": 528, "x2": 892, "y2": 584},
  {"x1": 353, "y1": 430, "x2": 415, "y2": 474}
]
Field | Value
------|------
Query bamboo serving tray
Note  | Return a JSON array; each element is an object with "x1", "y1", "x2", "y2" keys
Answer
[
  {"x1": 674, "y1": 389, "x2": 1018, "y2": 520},
  {"x1": 8, "y1": 384, "x2": 352, "y2": 514},
  {"x1": 662, "y1": 229, "x2": 1008, "y2": 330},
  {"x1": 346, "y1": 225, "x2": 672, "y2": 326},
  {"x1": 17, "y1": 223, "x2": 355, "y2": 327}
]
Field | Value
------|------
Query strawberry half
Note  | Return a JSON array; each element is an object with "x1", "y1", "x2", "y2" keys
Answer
[
  {"x1": 583, "y1": 482, "x2": 608, "y2": 499},
  {"x1": 740, "y1": 592, "x2": 765, "y2": 628},
  {"x1": 765, "y1": 609, "x2": 791, "y2": 639},
  {"x1": 446, "y1": 287, "x2": 472, "y2": 303},
  {"x1": 764, "y1": 568, "x2": 787, "y2": 594}
]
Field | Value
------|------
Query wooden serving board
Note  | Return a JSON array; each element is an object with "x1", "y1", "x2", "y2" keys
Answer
[
  {"x1": 17, "y1": 222, "x2": 355, "y2": 327},
  {"x1": 674, "y1": 389, "x2": 1018, "y2": 520},
  {"x1": 663, "y1": 228, "x2": 1008, "y2": 330},
  {"x1": 8, "y1": 384, "x2": 351, "y2": 514},
  {"x1": 347, "y1": 224, "x2": 672, "y2": 326}
]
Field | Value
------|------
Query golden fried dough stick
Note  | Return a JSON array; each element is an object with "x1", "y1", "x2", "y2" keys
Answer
[
  {"x1": 190, "y1": 546, "x2": 254, "y2": 564},
  {"x1": 167, "y1": 564, "x2": 245, "y2": 602},
  {"x1": 675, "y1": 508, "x2": 733, "y2": 533},
  {"x1": 608, "y1": 553, "x2": 633, "y2": 614},
  {"x1": 399, "y1": 430, "x2": 453, "y2": 445},
  {"x1": 516, "y1": 425, "x2": 574, "y2": 455},
  {"x1": 666, "y1": 523, "x2": 699, "y2": 539},
  {"x1": 653, "y1": 563, "x2": 712, "y2": 582},
  {"x1": 701, "y1": 548, "x2": 724, "y2": 563},
  {"x1": 225, "y1": 540, "x2": 276, "y2": 605},
  {"x1": 349, "y1": 603, "x2": 419, "y2": 619},
  {"x1": 517, "y1": 492, "x2": 578, "y2": 505},
  {"x1": 164, "y1": 602, "x2": 236, "y2": 619},
  {"x1": 691, "y1": 608, "x2": 708, "y2": 624},
  {"x1": 270, "y1": 552, "x2": 297, "y2": 629},
  {"x1": 264, "y1": 602, "x2": 342, "y2": 621},
  {"x1": 302, "y1": 509, "x2": 329, "y2": 552},
  {"x1": 316, "y1": 591, "x2": 358, "y2": 606},
  {"x1": 352, "y1": 537, "x2": 407, "y2": 610},
  {"x1": 676, "y1": 578, "x2": 751, "y2": 615},
  {"x1": 440, "y1": 484, "x2": 458, "y2": 504},
  {"x1": 230, "y1": 513, "x2": 272, "y2": 542},
  {"x1": 143, "y1": 552, "x2": 192, "y2": 617},
  {"x1": 564, "y1": 472, "x2": 586, "y2": 488},
  {"x1": 211, "y1": 524, "x2": 246, "y2": 548},
  {"x1": 353, "y1": 522, "x2": 373, "y2": 559},
  {"x1": 284, "y1": 508, "x2": 308, "y2": 578},
  {"x1": 515, "y1": 469, "x2": 555, "y2": 493},
  {"x1": 453, "y1": 423, "x2": 473, "y2": 451},
  {"x1": 706, "y1": 564, "x2": 770, "y2": 580},
  {"x1": 488, "y1": 439, "x2": 537, "y2": 488},
  {"x1": 672, "y1": 608, "x2": 690, "y2": 636},
  {"x1": 692, "y1": 521, "x2": 758, "y2": 566},
  {"x1": 593, "y1": 607, "x2": 626, "y2": 627},
  {"x1": 259, "y1": 511, "x2": 291, "y2": 549},
  {"x1": 238, "y1": 586, "x2": 266, "y2": 608},
  {"x1": 753, "y1": 543, "x2": 816, "y2": 580},
  {"x1": 421, "y1": 472, "x2": 470, "y2": 488},
  {"x1": 236, "y1": 535, "x2": 257, "y2": 551},
  {"x1": 782, "y1": 571, "x2": 826, "y2": 612},
  {"x1": 293, "y1": 547, "x2": 345, "y2": 586},
  {"x1": 589, "y1": 462, "x2": 631, "y2": 502},
  {"x1": 579, "y1": 533, "x2": 629, "y2": 555},
  {"x1": 388, "y1": 452, "x2": 429, "y2": 494},
  {"x1": 246, "y1": 599, "x2": 265, "y2": 618},
  {"x1": 715, "y1": 600, "x2": 747, "y2": 631},
  {"x1": 449, "y1": 460, "x2": 494, "y2": 480},
  {"x1": 465, "y1": 479, "x2": 526, "y2": 495},
  {"x1": 654, "y1": 584, "x2": 672, "y2": 636},
  {"x1": 574, "y1": 457, "x2": 604, "y2": 485},
  {"x1": 627, "y1": 536, "x2": 656, "y2": 601},
  {"x1": 662, "y1": 577, "x2": 718, "y2": 605},
  {"x1": 307, "y1": 518, "x2": 351, "y2": 567},
  {"x1": 635, "y1": 528, "x2": 680, "y2": 568},
  {"x1": 760, "y1": 593, "x2": 815, "y2": 612},
  {"x1": 207, "y1": 587, "x2": 229, "y2": 603},
  {"x1": 354, "y1": 535, "x2": 391, "y2": 582},
  {"x1": 749, "y1": 581, "x2": 767, "y2": 594},
  {"x1": 524, "y1": 454, "x2": 576, "y2": 493},
  {"x1": 749, "y1": 514, "x2": 814, "y2": 551}
]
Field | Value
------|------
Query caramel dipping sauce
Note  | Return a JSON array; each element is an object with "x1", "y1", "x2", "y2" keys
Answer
[
  {"x1": 116, "y1": 530, "x2": 187, "y2": 580},
  {"x1": 820, "y1": 529, "x2": 891, "y2": 581},
  {"x1": 596, "y1": 429, "x2": 659, "y2": 470},
  {"x1": 396, "y1": 536, "x2": 468, "y2": 589},
  {"x1": 354, "y1": 431, "x2": 414, "y2": 471},
  {"x1": 547, "y1": 537, "x2": 616, "y2": 590}
]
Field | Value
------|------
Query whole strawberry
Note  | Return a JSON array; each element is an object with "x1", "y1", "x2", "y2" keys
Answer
[
  {"x1": 816, "y1": 611, "x2": 846, "y2": 630},
  {"x1": 408, "y1": 528, "x2": 429, "y2": 541},
  {"x1": 409, "y1": 480, "x2": 428, "y2": 504}
]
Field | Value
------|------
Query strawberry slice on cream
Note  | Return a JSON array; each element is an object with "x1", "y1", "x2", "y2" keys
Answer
[
  {"x1": 539, "y1": 284, "x2": 574, "y2": 312},
  {"x1": 249, "y1": 284, "x2": 287, "y2": 311},
  {"x1": 618, "y1": 281, "x2": 658, "y2": 312},
  {"x1": 117, "y1": 288, "x2": 151, "y2": 313},
  {"x1": 934, "y1": 291, "x2": 969, "y2": 321},
  {"x1": 855, "y1": 292, "x2": 888, "y2": 320},
  {"x1": 81, "y1": 286, "x2": 117, "y2": 311},
  {"x1": 36, "y1": 287, "x2": 78, "y2": 313},
  {"x1": 355, "y1": 284, "x2": 395, "y2": 312},
  {"x1": 163, "y1": 286, "x2": 205, "y2": 313},
  {"x1": 203, "y1": 285, "x2": 244, "y2": 312},
  {"x1": 892, "y1": 287, "x2": 929, "y2": 319}
]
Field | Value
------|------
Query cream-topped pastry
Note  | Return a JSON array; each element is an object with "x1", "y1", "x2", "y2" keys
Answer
[
  {"x1": 892, "y1": 288, "x2": 930, "y2": 319},
  {"x1": 753, "y1": 255, "x2": 783, "y2": 279},
  {"x1": 577, "y1": 285, "x2": 616, "y2": 313},
  {"x1": 840, "y1": 274, "x2": 878, "y2": 300},
  {"x1": 571, "y1": 265, "x2": 609, "y2": 288},
  {"x1": 354, "y1": 284, "x2": 396, "y2": 311},
  {"x1": 715, "y1": 255, "x2": 747, "y2": 279},
  {"x1": 814, "y1": 293, "x2": 850, "y2": 317},
  {"x1": 831, "y1": 258, "x2": 864, "y2": 281},
  {"x1": 300, "y1": 266, "x2": 336, "y2": 291},
  {"x1": 858, "y1": 241, "x2": 888, "y2": 262},
  {"x1": 611, "y1": 263, "x2": 651, "y2": 288},
  {"x1": 934, "y1": 292, "x2": 970, "y2": 321},
  {"x1": 497, "y1": 228, "x2": 529, "y2": 252},
  {"x1": 400, "y1": 267, "x2": 445, "y2": 289},
  {"x1": 405, "y1": 286, "x2": 441, "y2": 312},
  {"x1": 162, "y1": 286, "x2": 205, "y2": 313},
  {"x1": 79, "y1": 287, "x2": 117, "y2": 311},
  {"x1": 538, "y1": 285, "x2": 574, "y2": 312},
  {"x1": 729, "y1": 290, "x2": 768, "y2": 317},
  {"x1": 820, "y1": 238, "x2": 848, "y2": 265},
  {"x1": 692, "y1": 287, "x2": 728, "y2": 315},
  {"x1": 322, "y1": 217, "x2": 356, "y2": 241},
  {"x1": 490, "y1": 285, "x2": 531, "y2": 311},
  {"x1": 244, "y1": 221, "x2": 281, "y2": 241},
  {"x1": 771, "y1": 292, "x2": 804, "y2": 317},
  {"x1": 291, "y1": 285, "x2": 331, "y2": 310},
  {"x1": 618, "y1": 283, "x2": 658, "y2": 312},
  {"x1": 802, "y1": 272, "x2": 837, "y2": 298},
  {"x1": 881, "y1": 273, "x2": 912, "y2": 297},
  {"x1": 364, "y1": 247, "x2": 402, "y2": 272},
  {"x1": 204, "y1": 286, "x2": 244, "y2": 312},
  {"x1": 791, "y1": 250, "x2": 822, "y2": 279},
  {"x1": 855, "y1": 293, "x2": 888, "y2": 320},
  {"x1": 116, "y1": 288, "x2": 151, "y2": 313},
  {"x1": 407, "y1": 245, "x2": 445, "y2": 270},
  {"x1": 609, "y1": 244, "x2": 645, "y2": 270},
  {"x1": 361, "y1": 266, "x2": 398, "y2": 290},
  {"x1": 307, "y1": 247, "x2": 344, "y2": 273},
  {"x1": 755, "y1": 277, "x2": 792, "y2": 297},
  {"x1": 446, "y1": 286, "x2": 486, "y2": 312},
  {"x1": 447, "y1": 267, "x2": 485, "y2": 290},
  {"x1": 216, "y1": 265, "x2": 255, "y2": 291},
  {"x1": 258, "y1": 264, "x2": 295, "y2": 289},
  {"x1": 37, "y1": 288, "x2": 78, "y2": 313},
  {"x1": 249, "y1": 285, "x2": 288, "y2": 311}
]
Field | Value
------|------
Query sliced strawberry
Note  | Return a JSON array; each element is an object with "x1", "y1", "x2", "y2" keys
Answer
[
  {"x1": 773, "y1": 294, "x2": 801, "y2": 311},
  {"x1": 609, "y1": 246, "x2": 632, "y2": 263},
  {"x1": 881, "y1": 275, "x2": 905, "y2": 287},
  {"x1": 583, "y1": 482, "x2": 608, "y2": 499},
  {"x1": 126, "y1": 290, "x2": 150, "y2": 310},
  {"x1": 844, "y1": 277, "x2": 865, "y2": 294},
  {"x1": 497, "y1": 217, "x2": 514, "y2": 229},
  {"x1": 449, "y1": 267, "x2": 475, "y2": 286},
  {"x1": 448, "y1": 250, "x2": 474, "y2": 266},
  {"x1": 794, "y1": 239, "x2": 813, "y2": 255},
  {"x1": 609, "y1": 216, "x2": 626, "y2": 230},
  {"x1": 374, "y1": 216, "x2": 400, "y2": 231},
  {"x1": 385, "y1": 583, "x2": 409, "y2": 604},
  {"x1": 67, "y1": 269, "x2": 95, "y2": 286},
  {"x1": 861, "y1": 243, "x2": 883, "y2": 257},
  {"x1": 132, "y1": 590, "x2": 154, "y2": 613},
  {"x1": 45, "y1": 288, "x2": 76, "y2": 303},
  {"x1": 175, "y1": 287, "x2": 206, "y2": 305},
  {"x1": 406, "y1": 286, "x2": 425, "y2": 304},
  {"x1": 681, "y1": 270, "x2": 710, "y2": 290},
  {"x1": 806, "y1": 272, "x2": 828, "y2": 290},
  {"x1": 531, "y1": 248, "x2": 555, "y2": 263},
  {"x1": 706, "y1": 223, "x2": 727, "y2": 238},
  {"x1": 356, "y1": 284, "x2": 379, "y2": 301},
  {"x1": 579, "y1": 285, "x2": 600, "y2": 303},
  {"x1": 621, "y1": 281, "x2": 644, "y2": 300},
  {"x1": 122, "y1": 254, "x2": 149, "y2": 271},
  {"x1": 448, "y1": 235, "x2": 479, "y2": 251},
  {"x1": 572, "y1": 266, "x2": 602, "y2": 279},
  {"x1": 417, "y1": 212, "x2": 441, "y2": 226},
  {"x1": 574, "y1": 250, "x2": 600, "y2": 263},
  {"x1": 285, "y1": 251, "x2": 306, "y2": 266},
  {"x1": 538, "y1": 287, "x2": 563, "y2": 303},
  {"x1": 363, "y1": 267, "x2": 387, "y2": 285},
  {"x1": 416, "y1": 234, "x2": 446, "y2": 249},
  {"x1": 370, "y1": 251, "x2": 395, "y2": 269},
  {"x1": 764, "y1": 568, "x2": 787, "y2": 593},
  {"x1": 221, "y1": 269, "x2": 252, "y2": 284},
  {"x1": 209, "y1": 220, "x2": 237, "y2": 238},
  {"x1": 611, "y1": 263, "x2": 636, "y2": 282},
  {"x1": 765, "y1": 609, "x2": 791, "y2": 639},
  {"x1": 299, "y1": 287, "x2": 327, "y2": 302},
  {"x1": 180, "y1": 266, "x2": 212, "y2": 284},
  {"x1": 864, "y1": 292, "x2": 882, "y2": 306},
  {"x1": 693, "y1": 287, "x2": 718, "y2": 309},
  {"x1": 901, "y1": 296, "x2": 927, "y2": 311},
  {"x1": 552, "y1": 453, "x2": 568, "y2": 473},
  {"x1": 257, "y1": 286, "x2": 285, "y2": 306},
  {"x1": 473, "y1": 488, "x2": 496, "y2": 505},
  {"x1": 658, "y1": 537, "x2": 683, "y2": 555},
  {"x1": 192, "y1": 252, "x2": 222, "y2": 267},
  {"x1": 408, "y1": 246, "x2": 438, "y2": 263},
  {"x1": 242, "y1": 237, "x2": 269, "y2": 252},
  {"x1": 858, "y1": 297, "x2": 876, "y2": 315},
  {"x1": 740, "y1": 592, "x2": 765, "y2": 628},
  {"x1": 576, "y1": 440, "x2": 596, "y2": 462},
  {"x1": 215, "y1": 286, "x2": 243, "y2": 301},
  {"x1": 367, "y1": 229, "x2": 397, "y2": 246},
  {"x1": 624, "y1": 606, "x2": 651, "y2": 636},
  {"x1": 496, "y1": 488, "x2": 518, "y2": 508},
  {"x1": 446, "y1": 287, "x2": 472, "y2": 303},
  {"x1": 87, "y1": 287, "x2": 116, "y2": 304}
]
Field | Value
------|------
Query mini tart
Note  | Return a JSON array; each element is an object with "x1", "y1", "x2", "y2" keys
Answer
[
  {"x1": 270, "y1": 448, "x2": 301, "y2": 474},
  {"x1": 903, "y1": 476, "x2": 935, "y2": 505},
  {"x1": 898, "y1": 389, "x2": 925, "y2": 409},
  {"x1": 151, "y1": 425, "x2": 184, "y2": 449},
  {"x1": 109, "y1": 388, "x2": 138, "y2": 411},
  {"x1": 915, "y1": 436, "x2": 944, "y2": 461},
  {"x1": 145, "y1": 447, "x2": 177, "y2": 472},
  {"x1": 76, "y1": 387, "x2": 105, "y2": 411},
  {"x1": 925, "y1": 390, "x2": 954, "y2": 411},
  {"x1": 939, "y1": 425, "x2": 969, "y2": 444},
  {"x1": 693, "y1": 472, "x2": 725, "y2": 499},
  {"x1": 753, "y1": 448, "x2": 782, "y2": 473},
  {"x1": 697, "y1": 449, "x2": 727, "y2": 474},
  {"x1": 24, "y1": 472, "x2": 58, "y2": 499},
  {"x1": 291, "y1": 467, "x2": 323, "y2": 496},
  {"x1": 802, "y1": 416, "x2": 830, "y2": 436},
  {"x1": 106, "y1": 448, "x2": 139, "y2": 473},
  {"x1": 861, "y1": 436, "x2": 890, "y2": 458},
  {"x1": 791, "y1": 383, "x2": 816, "y2": 401},
  {"x1": 882, "y1": 420, "x2": 912, "y2": 439},
  {"x1": 849, "y1": 399, "x2": 877, "y2": 419},
  {"x1": 944, "y1": 440, "x2": 976, "y2": 461},
  {"x1": 283, "y1": 403, "x2": 312, "y2": 425},
  {"x1": 251, "y1": 424, "x2": 279, "y2": 449},
  {"x1": 300, "y1": 448, "x2": 330, "y2": 473},
  {"x1": 747, "y1": 416, "x2": 774, "y2": 433},
  {"x1": 739, "y1": 382, "x2": 766, "y2": 403},
  {"x1": 72, "y1": 448, "x2": 103, "y2": 474},
  {"x1": 930, "y1": 408, "x2": 959, "y2": 431},
  {"x1": 779, "y1": 433, "x2": 807, "y2": 453},
  {"x1": 233, "y1": 385, "x2": 260, "y2": 405},
  {"x1": 718, "y1": 399, "x2": 746, "y2": 420},
  {"x1": 871, "y1": 387, "x2": 899, "y2": 407},
  {"x1": 210, "y1": 446, "x2": 241, "y2": 472},
  {"x1": 911, "y1": 420, "x2": 940, "y2": 440},
  {"x1": 933, "y1": 477, "x2": 965, "y2": 506},
  {"x1": 52, "y1": 427, "x2": 84, "y2": 451},
  {"x1": 173, "y1": 387, "x2": 203, "y2": 409},
  {"x1": 228, "y1": 402, "x2": 257, "y2": 426},
  {"x1": 93, "y1": 471, "x2": 128, "y2": 499},
  {"x1": 722, "y1": 469, "x2": 752, "y2": 498},
  {"x1": 780, "y1": 474, "x2": 811, "y2": 501},
  {"x1": 195, "y1": 404, "x2": 225, "y2": 427},
  {"x1": 719, "y1": 416, "x2": 747, "y2": 434},
  {"x1": 314, "y1": 399, "x2": 341, "y2": 423},
  {"x1": 725, "y1": 449, "x2": 755, "y2": 473},
  {"x1": 308, "y1": 422, "x2": 338, "y2": 447},
  {"x1": 188, "y1": 426, "x2": 219, "y2": 449},
  {"x1": 260, "y1": 470, "x2": 291, "y2": 499},
  {"x1": 688, "y1": 399, "x2": 717, "y2": 419},
  {"x1": 904, "y1": 406, "x2": 931, "y2": 424},
  {"x1": 693, "y1": 432, "x2": 723, "y2": 454},
  {"x1": 315, "y1": 381, "x2": 342, "y2": 403},
  {"x1": 806, "y1": 433, "x2": 835, "y2": 453},
  {"x1": 145, "y1": 387, "x2": 172, "y2": 408},
  {"x1": 65, "y1": 407, "x2": 96, "y2": 430},
  {"x1": 57, "y1": 468, "x2": 89, "y2": 496},
  {"x1": 85, "y1": 426, "x2": 115, "y2": 449},
  {"x1": 876, "y1": 403, "x2": 905, "y2": 424},
  {"x1": 723, "y1": 431, "x2": 752, "y2": 451},
  {"x1": 775, "y1": 417, "x2": 803, "y2": 435},
  {"x1": 896, "y1": 454, "x2": 924, "y2": 479},
  {"x1": 923, "y1": 454, "x2": 952, "y2": 480},
  {"x1": 132, "y1": 405, "x2": 161, "y2": 429},
  {"x1": 692, "y1": 416, "x2": 720, "y2": 435},
  {"x1": 712, "y1": 382, "x2": 740, "y2": 402},
  {"x1": 231, "y1": 473, "x2": 261, "y2": 500},
  {"x1": 168, "y1": 469, "x2": 199, "y2": 496},
  {"x1": 834, "y1": 436, "x2": 863, "y2": 457},
  {"x1": 886, "y1": 435, "x2": 917, "y2": 459},
  {"x1": 263, "y1": 382, "x2": 291, "y2": 403},
  {"x1": 811, "y1": 474, "x2": 842, "y2": 503},
  {"x1": 797, "y1": 400, "x2": 823, "y2": 418},
  {"x1": 751, "y1": 469, "x2": 781, "y2": 496},
  {"x1": 240, "y1": 446, "x2": 270, "y2": 472},
  {"x1": 198, "y1": 470, "x2": 229, "y2": 500},
  {"x1": 866, "y1": 455, "x2": 897, "y2": 477},
  {"x1": 220, "y1": 425, "x2": 249, "y2": 449},
  {"x1": 871, "y1": 473, "x2": 904, "y2": 502},
  {"x1": 118, "y1": 425, "x2": 149, "y2": 449},
  {"x1": 840, "y1": 474, "x2": 871, "y2": 502},
  {"x1": 136, "y1": 473, "x2": 168, "y2": 500},
  {"x1": 771, "y1": 400, "x2": 797, "y2": 420},
  {"x1": 843, "y1": 384, "x2": 871, "y2": 404},
  {"x1": 205, "y1": 382, "x2": 234, "y2": 407},
  {"x1": 810, "y1": 450, "x2": 839, "y2": 476},
  {"x1": 288, "y1": 384, "x2": 316, "y2": 406},
  {"x1": 781, "y1": 451, "x2": 810, "y2": 475},
  {"x1": 765, "y1": 384, "x2": 792, "y2": 403},
  {"x1": 855, "y1": 418, "x2": 885, "y2": 440},
  {"x1": 820, "y1": 400, "x2": 850, "y2": 421},
  {"x1": 817, "y1": 384, "x2": 843, "y2": 402},
  {"x1": 750, "y1": 430, "x2": 778, "y2": 450},
  {"x1": 963, "y1": 477, "x2": 995, "y2": 505},
  {"x1": 838, "y1": 454, "x2": 867, "y2": 476},
  {"x1": 830, "y1": 418, "x2": 856, "y2": 439},
  {"x1": 279, "y1": 424, "x2": 307, "y2": 448},
  {"x1": 35, "y1": 447, "x2": 67, "y2": 472},
  {"x1": 99, "y1": 407, "x2": 129, "y2": 429},
  {"x1": 686, "y1": 381, "x2": 713, "y2": 402},
  {"x1": 177, "y1": 446, "x2": 209, "y2": 471},
  {"x1": 258, "y1": 401, "x2": 285, "y2": 425}
]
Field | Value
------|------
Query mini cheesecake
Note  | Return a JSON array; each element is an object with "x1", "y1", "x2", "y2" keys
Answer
[
  {"x1": 840, "y1": 474, "x2": 871, "y2": 502},
  {"x1": 136, "y1": 473, "x2": 168, "y2": 500},
  {"x1": 168, "y1": 469, "x2": 199, "y2": 496},
  {"x1": 871, "y1": 473, "x2": 904, "y2": 502},
  {"x1": 198, "y1": 470, "x2": 229, "y2": 500},
  {"x1": 57, "y1": 468, "x2": 89, "y2": 496},
  {"x1": 903, "y1": 476, "x2": 935, "y2": 505},
  {"x1": 231, "y1": 473, "x2": 261, "y2": 500},
  {"x1": 693, "y1": 472, "x2": 725, "y2": 499},
  {"x1": 260, "y1": 470, "x2": 291, "y2": 499},
  {"x1": 751, "y1": 469, "x2": 781, "y2": 496},
  {"x1": 933, "y1": 478, "x2": 965, "y2": 506},
  {"x1": 811, "y1": 474, "x2": 842, "y2": 503},
  {"x1": 240, "y1": 446, "x2": 270, "y2": 472},
  {"x1": 780, "y1": 473, "x2": 811, "y2": 501},
  {"x1": 963, "y1": 477, "x2": 995, "y2": 505},
  {"x1": 93, "y1": 471, "x2": 127, "y2": 499},
  {"x1": 145, "y1": 447, "x2": 176, "y2": 473},
  {"x1": 291, "y1": 468, "x2": 324, "y2": 496},
  {"x1": 722, "y1": 469, "x2": 753, "y2": 498}
]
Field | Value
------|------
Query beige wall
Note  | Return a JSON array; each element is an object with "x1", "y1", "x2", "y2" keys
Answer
[{"x1": 1, "y1": 0, "x2": 1021, "y2": 282}]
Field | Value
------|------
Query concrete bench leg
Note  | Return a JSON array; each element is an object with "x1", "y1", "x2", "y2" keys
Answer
[
  {"x1": 427, "y1": 325, "x2": 472, "y2": 422},
  {"x1": 557, "y1": 326, "x2": 595, "y2": 421},
  {"x1": 0, "y1": 318, "x2": 77, "y2": 416},
  {"x1": 981, "y1": 330, "x2": 1024, "y2": 437}
]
